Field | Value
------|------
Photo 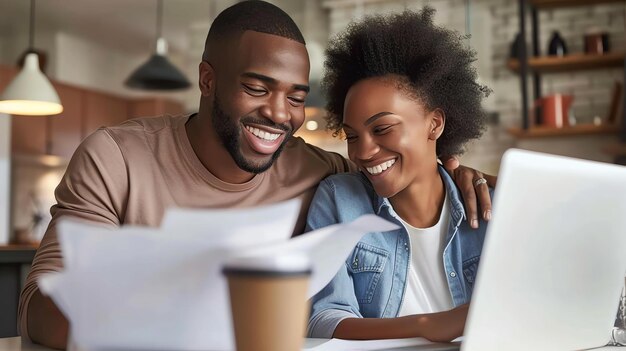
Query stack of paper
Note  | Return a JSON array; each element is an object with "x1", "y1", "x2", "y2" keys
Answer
[{"x1": 39, "y1": 199, "x2": 398, "y2": 351}]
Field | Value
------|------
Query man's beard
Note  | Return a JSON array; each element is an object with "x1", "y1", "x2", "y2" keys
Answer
[{"x1": 211, "y1": 95, "x2": 293, "y2": 174}]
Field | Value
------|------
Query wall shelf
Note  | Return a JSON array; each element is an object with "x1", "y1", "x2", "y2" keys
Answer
[
  {"x1": 512, "y1": 0, "x2": 626, "y2": 135},
  {"x1": 529, "y1": 0, "x2": 625, "y2": 9},
  {"x1": 507, "y1": 124, "x2": 621, "y2": 138},
  {"x1": 507, "y1": 53, "x2": 625, "y2": 73}
]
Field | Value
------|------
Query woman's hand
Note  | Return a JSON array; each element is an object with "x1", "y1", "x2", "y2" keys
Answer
[
  {"x1": 441, "y1": 156, "x2": 497, "y2": 229},
  {"x1": 332, "y1": 303, "x2": 470, "y2": 341}
]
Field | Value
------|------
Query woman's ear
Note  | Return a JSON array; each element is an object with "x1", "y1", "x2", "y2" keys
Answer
[
  {"x1": 199, "y1": 61, "x2": 215, "y2": 97},
  {"x1": 428, "y1": 108, "x2": 445, "y2": 140}
]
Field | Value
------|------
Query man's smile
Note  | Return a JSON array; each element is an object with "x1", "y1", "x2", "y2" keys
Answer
[{"x1": 241, "y1": 123, "x2": 286, "y2": 155}]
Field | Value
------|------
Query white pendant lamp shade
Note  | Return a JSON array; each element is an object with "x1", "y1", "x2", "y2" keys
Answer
[{"x1": 0, "y1": 53, "x2": 63, "y2": 116}]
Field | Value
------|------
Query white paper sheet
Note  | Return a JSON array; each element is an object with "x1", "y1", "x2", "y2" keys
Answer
[
  {"x1": 39, "y1": 200, "x2": 398, "y2": 351},
  {"x1": 237, "y1": 215, "x2": 399, "y2": 297},
  {"x1": 160, "y1": 198, "x2": 301, "y2": 247}
]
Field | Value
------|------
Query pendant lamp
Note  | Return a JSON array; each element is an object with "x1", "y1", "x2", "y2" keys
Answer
[
  {"x1": 0, "y1": 0, "x2": 63, "y2": 116},
  {"x1": 125, "y1": 0, "x2": 191, "y2": 90}
]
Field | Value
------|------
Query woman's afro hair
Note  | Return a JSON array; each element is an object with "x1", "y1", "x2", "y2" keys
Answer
[{"x1": 322, "y1": 7, "x2": 491, "y2": 156}]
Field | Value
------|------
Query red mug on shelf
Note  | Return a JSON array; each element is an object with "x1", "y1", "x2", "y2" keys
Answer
[
  {"x1": 533, "y1": 94, "x2": 574, "y2": 128},
  {"x1": 584, "y1": 31, "x2": 609, "y2": 54}
]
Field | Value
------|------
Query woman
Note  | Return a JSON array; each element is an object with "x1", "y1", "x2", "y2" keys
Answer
[{"x1": 306, "y1": 8, "x2": 493, "y2": 342}]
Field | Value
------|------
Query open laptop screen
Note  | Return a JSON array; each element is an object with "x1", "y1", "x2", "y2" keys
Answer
[{"x1": 463, "y1": 149, "x2": 626, "y2": 351}]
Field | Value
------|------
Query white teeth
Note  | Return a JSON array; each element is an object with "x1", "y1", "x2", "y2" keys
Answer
[
  {"x1": 245, "y1": 126, "x2": 280, "y2": 141},
  {"x1": 365, "y1": 159, "x2": 396, "y2": 175}
]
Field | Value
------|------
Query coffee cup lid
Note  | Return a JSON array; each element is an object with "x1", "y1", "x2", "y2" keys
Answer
[{"x1": 223, "y1": 253, "x2": 311, "y2": 277}]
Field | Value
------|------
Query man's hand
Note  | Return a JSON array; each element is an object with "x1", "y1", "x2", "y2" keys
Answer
[
  {"x1": 28, "y1": 289, "x2": 69, "y2": 350},
  {"x1": 441, "y1": 156, "x2": 497, "y2": 229},
  {"x1": 415, "y1": 303, "x2": 469, "y2": 343}
]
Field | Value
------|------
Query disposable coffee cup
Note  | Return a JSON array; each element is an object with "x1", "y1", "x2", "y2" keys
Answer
[{"x1": 223, "y1": 254, "x2": 312, "y2": 351}]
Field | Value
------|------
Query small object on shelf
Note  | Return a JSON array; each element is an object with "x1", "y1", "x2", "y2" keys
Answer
[
  {"x1": 593, "y1": 116, "x2": 602, "y2": 126},
  {"x1": 584, "y1": 29, "x2": 610, "y2": 54},
  {"x1": 506, "y1": 52, "x2": 625, "y2": 73},
  {"x1": 532, "y1": 94, "x2": 574, "y2": 128},
  {"x1": 548, "y1": 31, "x2": 567, "y2": 57},
  {"x1": 18, "y1": 192, "x2": 50, "y2": 244},
  {"x1": 568, "y1": 110, "x2": 577, "y2": 126},
  {"x1": 509, "y1": 33, "x2": 524, "y2": 59},
  {"x1": 609, "y1": 281, "x2": 626, "y2": 346},
  {"x1": 12, "y1": 228, "x2": 40, "y2": 246}
]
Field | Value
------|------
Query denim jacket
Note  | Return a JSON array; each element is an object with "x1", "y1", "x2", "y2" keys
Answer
[{"x1": 306, "y1": 166, "x2": 491, "y2": 338}]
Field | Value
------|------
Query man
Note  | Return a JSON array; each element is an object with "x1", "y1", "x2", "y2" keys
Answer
[{"x1": 19, "y1": 1, "x2": 494, "y2": 349}]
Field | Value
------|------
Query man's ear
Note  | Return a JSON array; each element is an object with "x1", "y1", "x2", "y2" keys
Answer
[
  {"x1": 199, "y1": 61, "x2": 215, "y2": 97},
  {"x1": 429, "y1": 108, "x2": 446, "y2": 140}
]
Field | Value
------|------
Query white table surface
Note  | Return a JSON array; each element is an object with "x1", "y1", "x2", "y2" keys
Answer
[
  {"x1": 1, "y1": 337, "x2": 624, "y2": 351},
  {"x1": 0, "y1": 337, "x2": 329, "y2": 351}
]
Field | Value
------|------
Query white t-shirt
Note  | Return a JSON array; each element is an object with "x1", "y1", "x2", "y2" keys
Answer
[{"x1": 397, "y1": 194, "x2": 454, "y2": 316}]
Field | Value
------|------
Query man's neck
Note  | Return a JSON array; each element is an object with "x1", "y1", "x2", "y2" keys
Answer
[{"x1": 185, "y1": 113, "x2": 256, "y2": 184}]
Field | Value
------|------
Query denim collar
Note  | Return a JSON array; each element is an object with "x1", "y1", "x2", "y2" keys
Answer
[{"x1": 363, "y1": 164, "x2": 467, "y2": 228}]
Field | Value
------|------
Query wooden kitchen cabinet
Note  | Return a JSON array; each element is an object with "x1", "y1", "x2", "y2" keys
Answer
[
  {"x1": 47, "y1": 83, "x2": 84, "y2": 158},
  {"x1": 11, "y1": 83, "x2": 83, "y2": 158},
  {"x1": 9, "y1": 77, "x2": 84, "y2": 158},
  {"x1": 83, "y1": 91, "x2": 129, "y2": 137},
  {"x1": 0, "y1": 65, "x2": 17, "y2": 91},
  {"x1": 129, "y1": 98, "x2": 185, "y2": 119},
  {"x1": 10, "y1": 115, "x2": 47, "y2": 155}
]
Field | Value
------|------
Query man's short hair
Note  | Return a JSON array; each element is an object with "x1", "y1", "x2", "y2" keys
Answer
[{"x1": 203, "y1": 1, "x2": 305, "y2": 61}]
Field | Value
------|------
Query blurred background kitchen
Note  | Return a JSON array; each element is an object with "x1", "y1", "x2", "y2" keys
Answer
[{"x1": 0, "y1": 0, "x2": 624, "y2": 336}]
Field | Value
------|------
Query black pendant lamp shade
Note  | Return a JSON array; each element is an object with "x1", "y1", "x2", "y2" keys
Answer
[
  {"x1": 125, "y1": 41, "x2": 190, "y2": 90},
  {"x1": 125, "y1": 0, "x2": 190, "y2": 90}
]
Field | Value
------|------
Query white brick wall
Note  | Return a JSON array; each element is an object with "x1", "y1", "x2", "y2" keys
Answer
[{"x1": 323, "y1": 0, "x2": 625, "y2": 173}]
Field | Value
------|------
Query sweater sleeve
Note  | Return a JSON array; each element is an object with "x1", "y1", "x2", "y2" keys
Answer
[{"x1": 18, "y1": 128, "x2": 129, "y2": 340}]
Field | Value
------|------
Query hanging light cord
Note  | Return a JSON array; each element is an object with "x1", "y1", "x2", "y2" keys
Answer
[
  {"x1": 29, "y1": 0, "x2": 35, "y2": 50},
  {"x1": 28, "y1": 0, "x2": 51, "y2": 151},
  {"x1": 465, "y1": 0, "x2": 471, "y2": 48},
  {"x1": 156, "y1": 0, "x2": 163, "y2": 40}
]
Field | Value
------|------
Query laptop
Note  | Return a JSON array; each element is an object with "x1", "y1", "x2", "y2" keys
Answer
[
  {"x1": 309, "y1": 149, "x2": 626, "y2": 351},
  {"x1": 461, "y1": 149, "x2": 626, "y2": 351}
]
